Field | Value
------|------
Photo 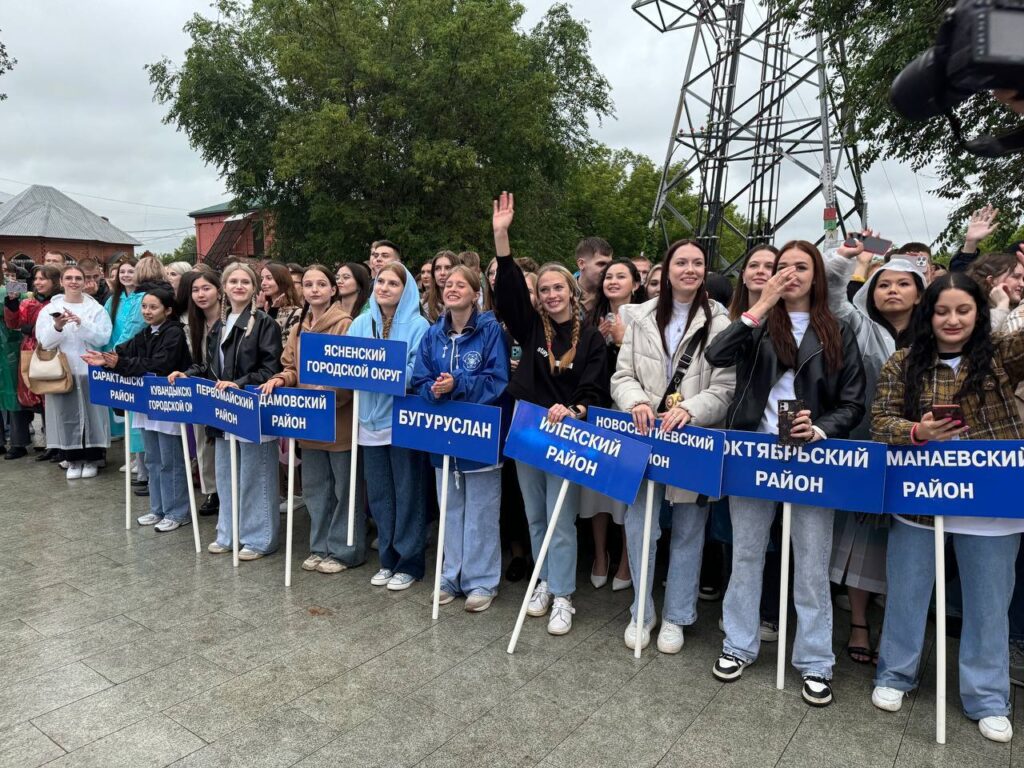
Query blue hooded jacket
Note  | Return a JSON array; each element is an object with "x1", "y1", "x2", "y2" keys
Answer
[
  {"x1": 348, "y1": 265, "x2": 430, "y2": 432},
  {"x1": 411, "y1": 307, "x2": 512, "y2": 471}
]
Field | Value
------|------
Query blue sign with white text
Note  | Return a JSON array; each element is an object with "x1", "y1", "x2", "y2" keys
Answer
[
  {"x1": 247, "y1": 386, "x2": 336, "y2": 443},
  {"x1": 588, "y1": 407, "x2": 725, "y2": 498},
  {"x1": 298, "y1": 333, "x2": 408, "y2": 396},
  {"x1": 884, "y1": 441, "x2": 1024, "y2": 518},
  {"x1": 391, "y1": 396, "x2": 502, "y2": 465},
  {"x1": 144, "y1": 376, "x2": 199, "y2": 424},
  {"x1": 721, "y1": 431, "x2": 886, "y2": 514},
  {"x1": 192, "y1": 380, "x2": 262, "y2": 443},
  {"x1": 503, "y1": 401, "x2": 651, "y2": 505},
  {"x1": 88, "y1": 366, "x2": 147, "y2": 412}
]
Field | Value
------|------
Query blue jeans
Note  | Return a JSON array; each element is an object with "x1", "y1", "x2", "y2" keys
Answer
[
  {"x1": 214, "y1": 437, "x2": 279, "y2": 554},
  {"x1": 516, "y1": 462, "x2": 580, "y2": 598},
  {"x1": 876, "y1": 519, "x2": 1018, "y2": 720},
  {"x1": 625, "y1": 485, "x2": 707, "y2": 627},
  {"x1": 141, "y1": 429, "x2": 189, "y2": 523},
  {"x1": 302, "y1": 448, "x2": 367, "y2": 567},
  {"x1": 722, "y1": 496, "x2": 835, "y2": 678},
  {"x1": 362, "y1": 444, "x2": 427, "y2": 579},
  {"x1": 436, "y1": 466, "x2": 501, "y2": 597}
]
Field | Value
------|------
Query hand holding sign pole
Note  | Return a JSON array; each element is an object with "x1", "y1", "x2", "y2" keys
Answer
[
  {"x1": 299, "y1": 332, "x2": 408, "y2": 548},
  {"x1": 503, "y1": 402, "x2": 651, "y2": 654}
]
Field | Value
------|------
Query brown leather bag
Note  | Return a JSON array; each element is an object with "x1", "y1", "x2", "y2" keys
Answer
[{"x1": 23, "y1": 346, "x2": 73, "y2": 395}]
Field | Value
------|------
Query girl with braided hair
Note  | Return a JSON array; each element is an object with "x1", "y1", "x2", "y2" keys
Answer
[
  {"x1": 348, "y1": 262, "x2": 430, "y2": 591},
  {"x1": 492, "y1": 191, "x2": 609, "y2": 636},
  {"x1": 170, "y1": 262, "x2": 283, "y2": 560}
]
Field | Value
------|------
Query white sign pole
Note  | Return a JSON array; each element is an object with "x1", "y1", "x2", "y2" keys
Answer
[
  {"x1": 124, "y1": 411, "x2": 132, "y2": 530},
  {"x1": 776, "y1": 501, "x2": 793, "y2": 690},
  {"x1": 634, "y1": 480, "x2": 656, "y2": 659},
  {"x1": 230, "y1": 435, "x2": 240, "y2": 568},
  {"x1": 934, "y1": 515, "x2": 946, "y2": 744},
  {"x1": 347, "y1": 390, "x2": 360, "y2": 547},
  {"x1": 284, "y1": 438, "x2": 296, "y2": 587},
  {"x1": 508, "y1": 478, "x2": 570, "y2": 655},
  {"x1": 431, "y1": 454, "x2": 451, "y2": 620},
  {"x1": 180, "y1": 424, "x2": 201, "y2": 553}
]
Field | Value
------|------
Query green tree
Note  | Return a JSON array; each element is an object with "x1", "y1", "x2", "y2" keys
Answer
[
  {"x1": 0, "y1": 31, "x2": 15, "y2": 101},
  {"x1": 775, "y1": 0, "x2": 1024, "y2": 247},
  {"x1": 148, "y1": 0, "x2": 612, "y2": 265}
]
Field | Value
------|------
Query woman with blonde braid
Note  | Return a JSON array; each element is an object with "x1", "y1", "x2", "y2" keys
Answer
[
  {"x1": 492, "y1": 192, "x2": 609, "y2": 635},
  {"x1": 170, "y1": 262, "x2": 282, "y2": 559}
]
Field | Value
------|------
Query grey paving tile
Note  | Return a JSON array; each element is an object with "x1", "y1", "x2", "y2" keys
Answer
[
  {"x1": 0, "y1": 721, "x2": 64, "y2": 768},
  {"x1": 894, "y1": 735, "x2": 1010, "y2": 768},
  {"x1": 291, "y1": 671, "x2": 402, "y2": 732},
  {"x1": 0, "y1": 618, "x2": 44, "y2": 655},
  {"x1": 657, "y1": 681, "x2": 807, "y2": 767},
  {"x1": 40, "y1": 714, "x2": 205, "y2": 768},
  {"x1": 32, "y1": 654, "x2": 234, "y2": 751},
  {"x1": 0, "y1": 663, "x2": 112, "y2": 730},
  {"x1": 295, "y1": 697, "x2": 461, "y2": 768},
  {"x1": 168, "y1": 706, "x2": 340, "y2": 767}
]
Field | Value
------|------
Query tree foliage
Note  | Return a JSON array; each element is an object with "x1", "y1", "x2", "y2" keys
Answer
[
  {"x1": 0, "y1": 30, "x2": 16, "y2": 101},
  {"x1": 775, "y1": 0, "x2": 1023, "y2": 247},
  {"x1": 148, "y1": 0, "x2": 623, "y2": 265}
]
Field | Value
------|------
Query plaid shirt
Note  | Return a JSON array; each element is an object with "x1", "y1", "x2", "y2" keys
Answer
[{"x1": 872, "y1": 332, "x2": 1024, "y2": 445}]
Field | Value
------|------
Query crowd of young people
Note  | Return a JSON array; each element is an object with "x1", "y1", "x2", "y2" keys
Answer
[{"x1": 2, "y1": 197, "x2": 1023, "y2": 743}]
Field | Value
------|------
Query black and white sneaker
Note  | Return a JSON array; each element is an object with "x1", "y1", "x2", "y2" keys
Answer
[
  {"x1": 712, "y1": 653, "x2": 750, "y2": 682},
  {"x1": 802, "y1": 675, "x2": 833, "y2": 707}
]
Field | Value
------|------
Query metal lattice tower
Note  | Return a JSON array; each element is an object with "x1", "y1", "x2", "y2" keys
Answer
[{"x1": 633, "y1": 0, "x2": 866, "y2": 271}]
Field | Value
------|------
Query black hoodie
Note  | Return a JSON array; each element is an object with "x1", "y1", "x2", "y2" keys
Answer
[{"x1": 113, "y1": 317, "x2": 192, "y2": 377}]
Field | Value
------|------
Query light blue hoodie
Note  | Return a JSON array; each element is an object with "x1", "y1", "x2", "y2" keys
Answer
[{"x1": 347, "y1": 265, "x2": 430, "y2": 432}]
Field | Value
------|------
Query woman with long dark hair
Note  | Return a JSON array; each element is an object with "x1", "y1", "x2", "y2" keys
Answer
[
  {"x1": 260, "y1": 261, "x2": 303, "y2": 348},
  {"x1": 705, "y1": 240, "x2": 866, "y2": 707},
  {"x1": 870, "y1": 272, "x2": 1024, "y2": 742},
  {"x1": 611, "y1": 239, "x2": 735, "y2": 652},
  {"x1": 335, "y1": 262, "x2": 371, "y2": 318},
  {"x1": 581, "y1": 258, "x2": 647, "y2": 591},
  {"x1": 727, "y1": 244, "x2": 779, "y2": 321}
]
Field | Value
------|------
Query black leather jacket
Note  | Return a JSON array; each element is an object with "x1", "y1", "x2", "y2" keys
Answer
[
  {"x1": 704, "y1": 316, "x2": 866, "y2": 438},
  {"x1": 113, "y1": 318, "x2": 192, "y2": 377},
  {"x1": 184, "y1": 305, "x2": 282, "y2": 386}
]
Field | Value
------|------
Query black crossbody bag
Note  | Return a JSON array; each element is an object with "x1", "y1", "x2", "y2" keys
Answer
[{"x1": 656, "y1": 326, "x2": 708, "y2": 413}]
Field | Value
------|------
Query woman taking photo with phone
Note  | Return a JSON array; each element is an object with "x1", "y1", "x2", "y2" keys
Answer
[
  {"x1": 411, "y1": 265, "x2": 510, "y2": 611},
  {"x1": 35, "y1": 264, "x2": 113, "y2": 479},
  {"x1": 612, "y1": 239, "x2": 735, "y2": 652},
  {"x1": 705, "y1": 240, "x2": 866, "y2": 707},
  {"x1": 262, "y1": 264, "x2": 365, "y2": 573},
  {"x1": 83, "y1": 285, "x2": 192, "y2": 530},
  {"x1": 348, "y1": 262, "x2": 430, "y2": 590},
  {"x1": 582, "y1": 258, "x2": 647, "y2": 592},
  {"x1": 492, "y1": 191, "x2": 609, "y2": 635},
  {"x1": 4, "y1": 265, "x2": 61, "y2": 461},
  {"x1": 170, "y1": 262, "x2": 283, "y2": 560},
  {"x1": 870, "y1": 272, "x2": 1024, "y2": 743}
]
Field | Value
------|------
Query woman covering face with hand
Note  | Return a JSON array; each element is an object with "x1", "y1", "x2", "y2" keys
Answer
[
  {"x1": 262, "y1": 265, "x2": 365, "y2": 573},
  {"x1": 411, "y1": 266, "x2": 510, "y2": 611},
  {"x1": 170, "y1": 262, "x2": 283, "y2": 560},
  {"x1": 705, "y1": 241, "x2": 866, "y2": 707}
]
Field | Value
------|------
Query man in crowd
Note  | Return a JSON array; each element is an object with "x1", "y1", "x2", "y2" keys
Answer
[
  {"x1": 575, "y1": 236, "x2": 613, "y2": 313},
  {"x1": 78, "y1": 258, "x2": 110, "y2": 305},
  {"x1": 631, "y1": 254, "x2": 652, "y2": 285},
  {"x1": 369, "y1": 240, "x2": 401, "y2": 277},
  {"x1": 43, "y1": 251, "x2": 67, "y2": 268}
]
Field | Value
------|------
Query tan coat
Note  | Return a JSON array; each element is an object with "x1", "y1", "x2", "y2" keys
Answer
[
  {"x1": 272, "y1": 302, "x2": 355, "y2": 452},
  {"x1": 611, "y1": 298, "x2": 736, "y2": 503}
]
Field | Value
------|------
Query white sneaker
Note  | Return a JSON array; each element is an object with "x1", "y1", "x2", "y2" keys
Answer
[
  {"x1": 66, "y1": 462, "x2": 82, "y2": 479},
  {"x1": 547, "y1": 597, "x2": 574, "y2": 635},
  {"x1": 979, "y1": 715, "x2": 1013, "y2": 743},
  {"x1": 80, "y1": 463, "x2": 98, "y2": 479},
  {"x1": 657, "y1": 621, "x2": 685, "y2": 654},
  {"x1": 526, "y1": 580, "x2": 553, "y2": 617},
  {"x1": 155, "y1": 518, "x2": 188, "y2": 533},
  {"x1": 278, "y1": 496, "x2": 306, "y2": 513},
  {"x1": 59, "y1": 460, "x2": 70, "y2": 470},
  {"x1": 301, "y1": 554, "x2": 323, "y2": 571},
  {"x1": 436, "y1": 589, "x2": 456, "y2": 605},
  {"x1": 207, "y1": 541, "x2": 230, "y2": 554},
  {"x1": 137, "y1": 513, "x2": 161, "y2": 526},
  {"x1": 871, "y1": 686, "x2": 904, "y2": 712},
  {"x1": 624, "y1": 613, "x2": 656, "y2": 651},
  {"x1": 386, "y1": 573, "x2": 415, "y2": 591},
  {"x1": 370, "y1": 568, "x2": 393, "y2": 586}
]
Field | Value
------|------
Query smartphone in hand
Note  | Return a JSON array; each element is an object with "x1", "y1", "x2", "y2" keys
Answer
[
  {"x1": 931, "y1": 403, "x2": 964, "y2": 425},
  {"x1": 5, "y1": 280, "x2": 27, "y2": 295},
  {"x1": 778, "y1": 398, "x2": 806, "y2": 446}
]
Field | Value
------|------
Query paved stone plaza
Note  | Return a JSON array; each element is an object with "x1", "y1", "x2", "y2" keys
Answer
[{"x1": 0, "y1": 443, "x2": 1018, "y2": 767}]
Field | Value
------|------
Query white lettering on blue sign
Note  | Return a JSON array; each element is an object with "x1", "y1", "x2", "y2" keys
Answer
[
  {"x1": 901, "y1": 479, "x2": 975, "y2": 500},
  {"x1": 539, "y1": 417, "x2": 621, "y2": 457},
  {"x1": 754, "y1": 470, "x2": 824, "y2": 493},
  {"x1": 726, "y1": 439, "x2": 870, "y2": 468},
  {"x1": 544, "y1": 445, "x2": 599, "y2": 476},
  {"x1": 110, "y1": 390, "x2": 135, "y2": 404},
  {"x1": 323, "y1": 344, "x2": 387, "y2": 361},
  {"x1": 214, "y1": 407, "x2": 238, "y2": 425},
  {"x1": 307, "y1": 360, "x2": 369, "y2": 378},
  {"x1": 92, "y1": 370, "x2": 144, "y2": 386},
  {"x1": 888, "y1": 448, "x2": 1024, "y2": 468},
  {"x1": 397, "y1": 410, "x2": 493, "y2": 439},
  {"x1": 150, "y1": 399, "x2": 192, "y2": 413},
  {"x1": 261, "y1": 392, "x2": 329, "y2": 410},
  {"x1": 592, "y1": 414, "x2": 715, "y2": 451},
  {"x1": 271, "y1": 414, "x2": 306, "y2": 430},
  {"x1": 196, "y1": 383, "x2": 256, "y2": 410}
]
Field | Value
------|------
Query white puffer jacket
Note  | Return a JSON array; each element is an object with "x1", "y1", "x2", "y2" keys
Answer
[{"x1": 611, "y1": 298, "x2": 736, "y2": 503}]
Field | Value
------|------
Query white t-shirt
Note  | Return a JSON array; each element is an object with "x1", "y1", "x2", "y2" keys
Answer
[
  {"x1": 359, "y1": 425, "x2": 392, "y2": 446},
  {"x1": 663, "y1": 301, "x2": 692, "y2": 380},
  {"x1": 897, "y1": 355, "x2": 1024, "y2": 536},
  {"x1": 759, "y1": 312, "x2": 810, "y2": 435}
]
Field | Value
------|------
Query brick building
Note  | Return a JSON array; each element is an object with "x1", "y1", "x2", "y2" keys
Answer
[
  {"x1": 0, "y1": 185, "x2": 139, "y2": 265},
  {"x1": 188, "y1": 201, "x2": 273, "y2": 268}
]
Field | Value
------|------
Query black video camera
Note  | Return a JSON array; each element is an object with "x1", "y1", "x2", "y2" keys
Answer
[{"x1": 890, "y1": 0, "x2": 1024, "y2": 156}]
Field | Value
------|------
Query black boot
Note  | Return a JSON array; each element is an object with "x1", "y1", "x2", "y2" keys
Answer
[{"x1": 199, "y1": 493, "x2": 219, "y2": 516}]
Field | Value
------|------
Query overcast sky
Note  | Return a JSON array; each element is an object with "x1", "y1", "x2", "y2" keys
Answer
[{"x1": 0, "y1": 1, "x2": 954, "y2": 257}]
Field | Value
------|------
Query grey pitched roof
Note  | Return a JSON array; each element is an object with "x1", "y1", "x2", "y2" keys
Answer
[
  {"x1": 0, "y1": 191, "x2": 12, "y2": 204},
  {"x1": 0, "y1": 185, "x2": 141, "y2": 245}
]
